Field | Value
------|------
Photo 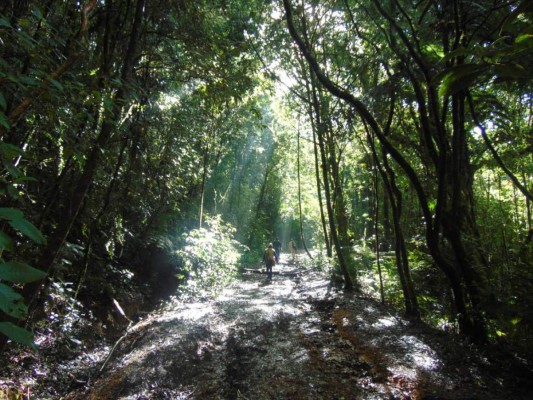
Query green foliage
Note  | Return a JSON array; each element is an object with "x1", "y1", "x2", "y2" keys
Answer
[
  {"x1": 0, "y1": 261, "x2": 46, "y2": 283},
  {"x1": 352, "y1": 244, "x2": 377, "y2": 272},
  {"x1": 0, "y1": 322, "x2": 35, "y2": 348},
  {"x1": 0, "y1": 140, "x2": 46, "y2": 347},
  {"x1": 435, "y1": 2, "x2": 533, "y2": 96},
  {"x1": 436, "y1": 64, "x2": 489, "y2": 98},
  {"x1": 1, "y1": 0, "x2": 265, "y2": 348},
  {"x1": 0, "y1": 208, "x2": 45, "y2": 245},
  {"x1": 176, "y1": 215, "x2": 246, "y2": 295},
  {"x1": 0, "y1": 262, "x2": 44, "y2": 346},
  {"x1": 304, "y1": 248, "x2": 333, "y2": 272},
  {"x1": 0, "y1": 284, "x2": 27, "y2": 318},
  {"x1": 0, "y1": 0, "x2": 529, "y2": 353}
]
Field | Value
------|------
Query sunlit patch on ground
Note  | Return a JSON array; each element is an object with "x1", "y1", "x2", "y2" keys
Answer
[
  {"x1": 158, "y1": 302, "x2": 215, "y2": 322},
  {"x1": 397, "y1": 335, "x2": 440, "y2": 370},
  {"x1": 57, "y1": 253, "x2": 532, "y2": 400},
  {"x1": 371, "y1": 316, "x2": 398, "y2": 329}
]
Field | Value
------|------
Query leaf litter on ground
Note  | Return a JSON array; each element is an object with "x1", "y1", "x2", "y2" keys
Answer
[{"x1": 1, "y1": 253, "x2": 532, "y2": 399}]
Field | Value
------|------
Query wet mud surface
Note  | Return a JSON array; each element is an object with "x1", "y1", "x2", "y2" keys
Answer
[{"x1": 61, "y1": 255, "x2": 533, "y2": 400}]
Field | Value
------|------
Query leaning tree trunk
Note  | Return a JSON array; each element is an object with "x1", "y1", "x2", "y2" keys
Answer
[
  {"x1": 313, "y1": 130, "x2": 332, "y2": 256},
  {"x1": 283, "y1": 0, "x2": 486, "y2": 340},
  {"x1": 199, "y1": 143, "x2": 210, "y2": 229}
]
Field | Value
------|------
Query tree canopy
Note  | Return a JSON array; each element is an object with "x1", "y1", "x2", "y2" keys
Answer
[{"x1": 0, "y1": 0, "x2": 531, "y2": 353}]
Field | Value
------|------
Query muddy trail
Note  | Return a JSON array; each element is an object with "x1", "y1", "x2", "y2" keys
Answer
[
  {"x1": 6, "y1": 254, "x2": 531, "y2": 399},
  {"x1": 51, "y1": 253, "x2": 530, "y2": 400}
]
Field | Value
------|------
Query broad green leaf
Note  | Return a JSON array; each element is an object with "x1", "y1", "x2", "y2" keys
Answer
[
  {"x1": 103, "y1": 95, "x2": 115, "y2": 115},
  {"x1": 0, "y1": 112, "x2": 9, "y2": 130},
  {"x1": 13, "y1": 176, "x2": 38, "y2": 184},
  {"x1": 7, "y1": 183, "x2": 20, "y2": 199},
  {"x1": 4, "y1": 164, "x2": 22, "y2": 179},
  {"x1": 19, "y1": 76, "x2": 40, "y2": 86},
  {"x1": 0, "y1": 18, "x2": 11, "y2": 28},
  {"x1": 0, "y1": 322, "x2": 36, "y2": 348},
  {"x1": 0, "y1": 142, "x2": 24, "y2": 158},
  {"x1": 32, "y1": 6, "x2": 44, "y2": 20},
  {"x1": 515, "y1": 34, "x2": 533, "y2": 44},
  {"x1": 47, "y1": 77, "x2": 64, "y2": 91},
  {"x1": 492, "y1": 63, "x2": 529, "y2": 80},
  {"x1": 0, "y1": 283, "x2": 27, "y2": 318},
  {"x1": 17, "y1": 30, "x2": 37, "y2": 47},
  {"x1": 8, "y1": 218, "x2": 46, "y2": 244},
  {"x1": 423, "y1": 43, "x2": 444, "y2": 59},
  {"x1": 0, "y1": 231, "x2": 14, "y2": 251},
  {"x1": 0, "y1": 262, "x2": 47, "y2": 283},
  {"x1": 514, "y1": 34, "x2": 533, "y2": 51},
  {"x1": 439, "y1": 47, "x2": 470, "y2": 64},
  {"x1": 0, "y1": 208, "x2": 24, "y2": 221},
  {"x1": 436, "y1": 64, "x2": 488, "y2": 98}
]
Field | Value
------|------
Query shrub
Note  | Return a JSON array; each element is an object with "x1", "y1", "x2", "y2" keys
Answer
[{"x1": 176, "y1": 215, "x2": 246, "y2": 296}]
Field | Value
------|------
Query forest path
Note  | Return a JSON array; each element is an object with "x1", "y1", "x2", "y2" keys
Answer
[{"x1": 70, "y1": 253, "x2": 531, "y2": 399}]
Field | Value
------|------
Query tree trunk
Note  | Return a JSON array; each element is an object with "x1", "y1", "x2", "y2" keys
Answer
[
  {"x1": 327, "y1": 126, "x2": 356, "y2": 284},
  {"x1": 297, "y1": 124, "x2": 313, "y2": 260},
  {"x1": 373, "y1": 163, "x2": 385, "y2": 304},
  {"x1": 199, "y1": 143, "x2": 209, "y2": 228},
  {"x1": 283, "y1": 0, "x2": 488, "y2": 339},
  {"x1": 22, "y1": 0, "x2": 146, "y2": 306},
  {"x1": 382, "y1": 182, "x2": 392, "y2": 250},
  {"x1": 299, "y1": 53, "x2": 332, "y2": 257},
  {"x1": 314, "y1": 137, "x2": 332, "y2": 256},
  {"x1": 366, "y1": 126, "x2": 419, "y2": 317},
  {"x1": 309, "y1": 73, "x2": 353, "y2": 290}
]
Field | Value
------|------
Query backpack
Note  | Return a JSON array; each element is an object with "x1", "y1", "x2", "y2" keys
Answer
[{"x1": 265, "y1": 247, "x2": 275, "y2": 263}]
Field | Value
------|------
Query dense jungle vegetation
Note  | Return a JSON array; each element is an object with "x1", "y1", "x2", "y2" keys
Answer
[{"x1": 0, "y1": 0, "x2": 531, "y2": 360}]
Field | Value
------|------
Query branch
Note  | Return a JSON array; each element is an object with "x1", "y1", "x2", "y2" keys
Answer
[
  {"x1": 81, "y1": 0, "x2": 98, "y2": 40},
  {"x1": 245, "y1": 33, "x2": 310, "y2": 105},
  {"x1": 467, "y1": 91, "x2": 533, "y2": 202},
  {"x1": 370, "y1": 0, "x2": 429, "y2": 80},
  {"x1": 282, "y1": 0, "x2": 434, "y2": 232},
  {"x1": 5, "y1": 0, "x2": 98, "y2": 129}
]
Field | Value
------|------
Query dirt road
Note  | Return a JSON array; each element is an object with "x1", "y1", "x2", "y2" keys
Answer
[{"x1": 70, "y1": 255, "x2": 532, "y2": 399}]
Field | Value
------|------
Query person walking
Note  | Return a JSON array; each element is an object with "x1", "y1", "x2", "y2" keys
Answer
[
  {"x1": 273, "y1": 237, "x2": 282, "y2": 263},
  {"x1": 289, "y1": 239, "x2": 297, "y2": 262},
  {"x1": 262, "y1": 243, "x2": 276, "y2": 281}
]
